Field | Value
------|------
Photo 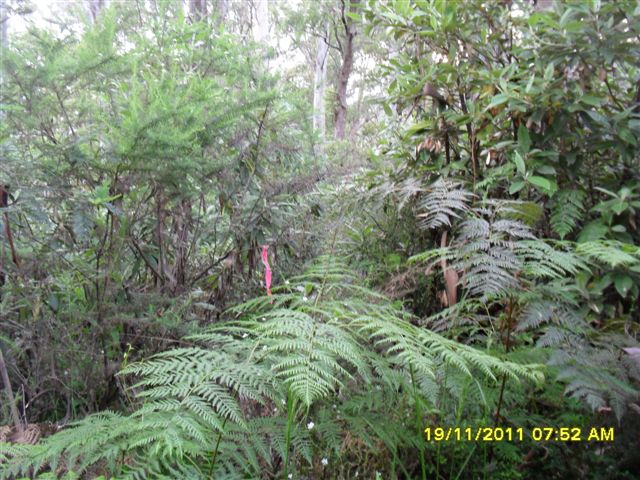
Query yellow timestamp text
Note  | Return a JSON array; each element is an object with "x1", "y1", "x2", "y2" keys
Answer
[{"x1": 424, "y1": 426, "x2": 614, "y2": 442}]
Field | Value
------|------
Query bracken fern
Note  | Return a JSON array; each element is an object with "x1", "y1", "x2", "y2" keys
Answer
[{"x1": 0, "y1": 256, "x2": 544, "y2": 479}]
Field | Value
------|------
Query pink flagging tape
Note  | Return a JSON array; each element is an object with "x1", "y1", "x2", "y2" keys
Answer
[{"x1": 261, "y1": 245, "x2": 273, "y2": 303}]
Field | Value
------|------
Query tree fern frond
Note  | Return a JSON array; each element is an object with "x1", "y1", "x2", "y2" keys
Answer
[
  {"x1": 417, "y1": 178, "x2": 474, "y2": 229},
  {"x1": 515, "y1": 240, "x2": 588, "y2": 279},
  {"x1": 549, "y1": 345, "x2": 640, "y2": 420}
]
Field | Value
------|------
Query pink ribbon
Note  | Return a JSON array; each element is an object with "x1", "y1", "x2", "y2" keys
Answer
[{"x1": 261, "y1": 245, "x2": 273, "y2": 303}]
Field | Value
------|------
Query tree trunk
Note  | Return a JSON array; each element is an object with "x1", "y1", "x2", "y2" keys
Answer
[
  {"x1": 190, "y1": 0, "x2": 207, "y2": 22},
  {"x1": 333, "y1": 0, "x2": 359, "y2": 140},
  {"x1": 313, "y1": 23, "x2": 330, "y2": 145},
  {"x1": 88, "y1": 0, "x2": 106, "y2": 23},
  {"x1": 214, "y1": 0, "x2": 227, "y2": 26},
  {"x1": 172, "y1": 198, "x2": 192, "y2": 291},
  {"x1": 0, "y1": 0, "x2": 8, "y2": 53},
  {"x1": 253, "y1": 0, "x2": 269, "y2": 44},
  {"x1": 0, "y1": 349, "x2": 23, "y2": 433},
  {"x1": 533, "y1": 0, "x2": 553, "y2": 11}
]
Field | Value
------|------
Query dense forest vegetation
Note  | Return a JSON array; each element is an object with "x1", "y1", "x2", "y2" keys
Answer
[{"x1": 0, "y1": 0, "x2": 639, "y2": 478}]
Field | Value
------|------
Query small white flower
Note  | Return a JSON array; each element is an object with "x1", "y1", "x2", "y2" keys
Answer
[
  {"x1": 281, "y1": 399, "x2": 286, "y2": 405},
  {"x1": 355, "y1": 471, "x2": 359, "y2": 478},
  {"x1": 295, "y1": 285, "x2": 305, "y2": 292},
  {"x1": 218, "y1": 138, "x2": 224, "y2": 145},
  {"x1": 321, "y1": 458, "x2": 328, "y2": 466},
  {"x1": 288, "y1": 475, "x2": 292, "y2": 479},
  {"x1": 262, "y1": 345, "x2": 267, "y2": 351},
  {"x1": 273, "y1": 407, "x2": 278, "y2": 413},
  {"x1": 242, "y1": 333, "x2": 248, "y2": 338},
  {"x1": 285, "y1": 280, "x2": 290, "y2": 285},
  {"x1": 307, "y1": 421, "x2": 315, "y2": 430},
  {"x1": 302, "y1": 296, "x2": 308, "y2": 302}
]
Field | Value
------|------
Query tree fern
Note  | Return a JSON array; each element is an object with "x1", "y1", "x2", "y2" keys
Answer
[{"x1": 408, "y1": 192, "x2": 640, "y2": 422}]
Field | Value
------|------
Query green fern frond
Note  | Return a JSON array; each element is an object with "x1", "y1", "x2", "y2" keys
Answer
[
  {"x1": 515, "y1": 240, "x2": 588, "y2": 279},
  {"x1": 550, "y1": 346, "x2": 640, "y2": 420},
  {"x1": 550, "y1": 189, "x2": 586, "y2": 239},
  {"x1": 417, "y1": 178, "x2": 474, "y2": 229},
  {"x1": 575, "y1": 240, "x2": 640, "y2": 268}
]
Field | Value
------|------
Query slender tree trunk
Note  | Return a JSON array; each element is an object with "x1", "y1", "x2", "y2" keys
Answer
[
  {"x1": 172, "y1": 198, "x2": 192, "y2": 291},
  {"x1": 0, "y1": 0, "x2": 8, "y2": 53},
  {"x1": 88, "y1": 0, "x2": 106, "y2": 23},
  {"x1": 253, "y1": 0, "x2": 269, "y2": 44},
  {"x1": 214, "y1": 0, "x2": 227, "y2": 26},
  {"x1": 313, "y1": 23, "x2": 329, "y2": 145},
  {"x1": 0, "y1": 349, "x2": 23, "y2": 433},
  {"x1": 334, "y1": 0, "x2": 359, "y2": 140},
  {"x1": 155, "y1": 187, "x2": 166, "y2": 290},
  {"x1": 190, "y1": 0, "x2": 207, "y2": 22}
]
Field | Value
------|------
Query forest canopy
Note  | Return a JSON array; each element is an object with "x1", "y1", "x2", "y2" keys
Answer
[{"x1": 0, "y1": 0, "x2": 639, "y2": 478}]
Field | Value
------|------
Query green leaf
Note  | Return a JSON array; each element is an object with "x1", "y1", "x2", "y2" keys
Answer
[
  {"x1": 345, "y1": 12, "x2": 361, "y2": 21},
  {"x1": 90, "y1": 181, "x2": 122, "y2": 206},
  {"x1": 517, "y1": 124, "x2": 531, "y2": 154},
  {"x1": 618, "y1": 128, "x2": 637, "y2": 146},
  {"x1": 593, "y1": 274, "x2": 612, "y2": 293},
  {"x1": 513, "y1": 151, "x2": 526, "y2": 175},
  {"x1": 386, "y1": 253, "x2": 402, "y2": 268},
  {"x1": 585, "y1": 110, "x2": 609, "y2": 127},
  {"x1": 614, "y1": 274, "x2": 633, "y2": 297},
  {"x1": 406, "y1": 120, "x2": 431, "y2": 135},
  {"x1": 509, "y1": 180, "x2": 526, "y2": 194},
  {"x1": 528, "y1": 175, "x2": 552, "y2": 192},
  {"x1": 535, "y1": 164, "x2": 556, "y2": 175},
  {"x1": 504, "y1": 201, "x2": 543, "y2": 225},
  {"x1": 485, "y1": 94, "x2": 509, "y2": 111},
  {"x1": 544, "y1": 62, "x2": 555, "y2": 81},
  {"x1": 611, "y1": 201, "x2": 629, "y2": 215},
  {"x1": 581, "y1": 95, "x2": 603, "y2": 107},
  {"x1": 577, "y1": 221, "x2": 608, "y2": 242}
]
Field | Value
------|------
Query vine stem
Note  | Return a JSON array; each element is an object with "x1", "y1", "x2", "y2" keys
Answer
[
  {"x1": 283, "y1": 388, "x2": 296, "y2": 478},
  {"x1": 494, "y1": 296, "x2": 514, "y2": 425},
  {"x1": 209, "y1": 417, "x2": 228, "y2": 478},
  {"x1": 488, "y1": 296, "x2": 514, "y2": 464},
  {"x1": 410, "y1": 363, "x2": 427, "y2": 480}
]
